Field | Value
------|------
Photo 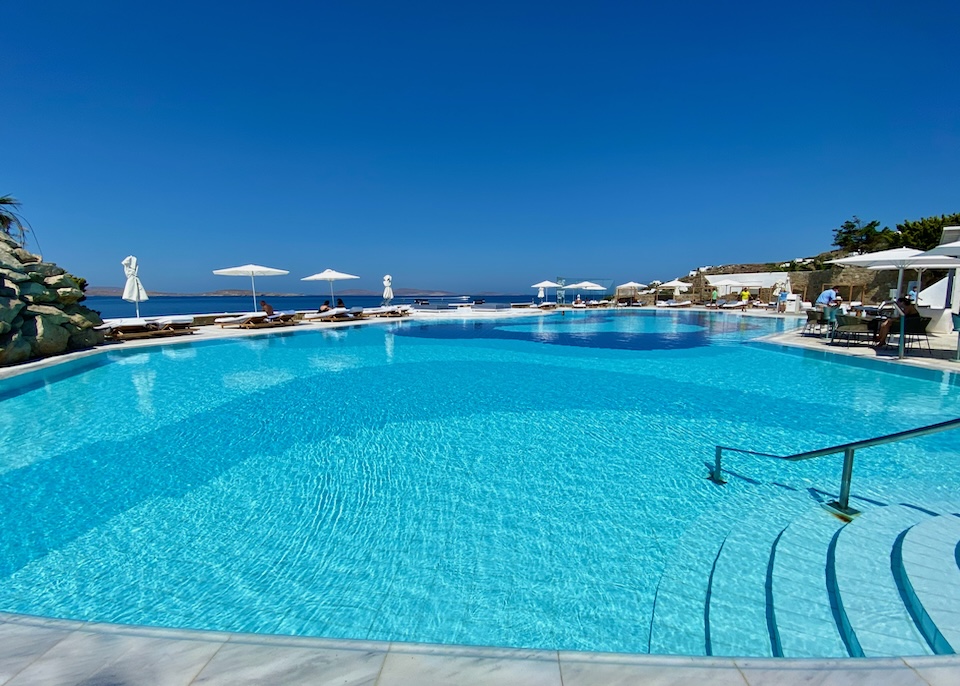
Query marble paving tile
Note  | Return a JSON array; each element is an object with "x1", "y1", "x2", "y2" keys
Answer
[
  {"x1": 80, "y1": 635, "x2": 224, "y2": 686},
  {"x1": 4, "y1": 630, "x2": 132, "y2": 686},
  {"x1": 902, "y1": 655, "x2": 960, "y2": 686},
  {"x1": 0, "y1": 622, "x2": 71, "y2": 685},
  {"x1": 192, "y1": 641, "x2": 386, "y2": 686},
  {"x1": 559, "y1": 653, "x2": 746, "y2": 686},
  {"x1": 735, "y1": 656, "x2": 929, "y2": 686},
  {"x1": 378, "y1": 644, "x2": 561, "y2": 686}
]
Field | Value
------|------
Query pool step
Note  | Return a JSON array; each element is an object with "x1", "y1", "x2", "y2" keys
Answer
[
  {"x1": 896, "y1": 509, "x2": 960, "y2": 654},
  {"x1": 769, "y1": 507, "x2": 847, "y2": 657},
  {"x1": 833, "y1": 504, "x2": 943, "y2": 657},
  {"x1": 647, "y1": 487, "x2": 751, "y2": 655},
  {"x1": 650, "y1": 493, "x2": 960, "y2": 658},
  {"x1": 648, "y1": 485, "x2": 807, "y2": 656},
  {"x1": 705, "y1": 491, "x2": 812, "y2": 657}
]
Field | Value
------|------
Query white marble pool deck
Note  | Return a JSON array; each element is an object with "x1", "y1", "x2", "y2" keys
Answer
[
  {"x1": 1, "y1": 309, "x2": 959, "y2": 684},
  {"x1": 2, "y1": 610, "x2": 958, "y2": 686}
]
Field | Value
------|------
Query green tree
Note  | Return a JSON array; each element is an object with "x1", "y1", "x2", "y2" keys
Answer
[
  {"x1": 0, "y1": 195, "x2": 27, "y2": 246},
  {"x1": 896, "y1": 213, "x2": 960, "y2": 251},
  {"x1": 832, "y1": 216, "x2": 902, "y2": 253}
]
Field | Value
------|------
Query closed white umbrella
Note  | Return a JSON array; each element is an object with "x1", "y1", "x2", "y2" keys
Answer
[
  {"x1": 121, "y1": 255, "x2": 148, "y2": 318},
  {"x1": 212, "y1": 263, "x2": 290, "y2": 311},
  {"x1": 382, "y1": 274, "x2": 394, "y2": 304},
  {"x1": 302, "y1": 268, "x2": 360, "y2": 304}
]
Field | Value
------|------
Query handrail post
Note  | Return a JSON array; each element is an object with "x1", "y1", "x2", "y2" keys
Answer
[
  {"x1": 838, "y1": 447, "x2": 855, "y2": 510},
  {"x1": 710, "y1": 446, "x2": 726, "y2": 484},
  {"x1": 823, "y1": 447, "x2": 860, "y2": 520}
]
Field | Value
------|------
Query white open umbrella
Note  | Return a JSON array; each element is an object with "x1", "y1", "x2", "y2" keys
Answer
[
  {"x1": 828, "y1": 247, "x2": 924, "y2": 297},
  {"x1": 832, "y1": 248, "x2": 960, "y2": 359},
  {"x1": 531, "y1": 279, "x2": 561, "y2": 303},
  {"x1": 121, "y1": 255, "x2": 148, "y2": 318},
  {"x1": 382, "y1": 274, "x2": 394, "y2": 304},
  {"x1": 212, "y1": 263, "x2": 290, "y2": 312},
  {"x1": 616, "y1": 281, "x2": 647, "y2": 289},
  {"x1": 867, "y1": 255, "x2": 960, "y2": 303},
  {"x1": 302, "y1": 268, "x2": 360, "y2": 304},
  {"x1": 566, "y1": 280, "x2": 605, "y2": 301},
  {"x1": 921, "y1": 239, "x2": 960, "y2": 258}
]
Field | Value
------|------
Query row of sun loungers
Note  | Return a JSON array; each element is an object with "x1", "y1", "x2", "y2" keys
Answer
[{"x1": 97, "y1": 304, "x2": 405, "y2": 344}]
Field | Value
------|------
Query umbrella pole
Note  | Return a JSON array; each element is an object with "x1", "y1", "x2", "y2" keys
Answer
[
  {"x1": 251, "y1": 275, "x2": 258, "y2": 312},
  {"x1": 330, "y1": 281, "x2": 334, "y2": 304}
]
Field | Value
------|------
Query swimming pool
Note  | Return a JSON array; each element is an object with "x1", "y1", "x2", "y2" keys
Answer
[{"x1": 1, "y1": 310, "x2": 958, "y2": 656}]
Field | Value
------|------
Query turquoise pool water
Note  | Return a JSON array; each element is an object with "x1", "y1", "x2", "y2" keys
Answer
[{"x1": 1, "y1": 310, "x2": 958, "y2": 654}]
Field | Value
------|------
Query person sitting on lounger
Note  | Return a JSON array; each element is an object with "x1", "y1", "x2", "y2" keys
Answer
[
  {"x1": 260, "y1": 300, "x2": 275, "y2": 316},
  {"x1": 336, "y1": 298, "x2": 346, "y2": 308},
  {"x1": 318, "y1": 300, "x2": 331, "y2": 313},
  {"x1": 876, "y1": 297, "x2": 919, "y2": 347}
]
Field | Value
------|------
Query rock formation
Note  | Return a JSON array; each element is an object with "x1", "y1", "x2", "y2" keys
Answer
[{"x1": 0, "y1": 233, "x2": 105, "y2": 367}]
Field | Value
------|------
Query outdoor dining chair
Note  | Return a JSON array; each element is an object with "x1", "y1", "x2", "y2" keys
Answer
[
  {"x1": 831, "y1": 314, "x2": 871, "y2": 347},
  {"x1": 892, "y1": 316, "x2": 932, "y2": 354}
]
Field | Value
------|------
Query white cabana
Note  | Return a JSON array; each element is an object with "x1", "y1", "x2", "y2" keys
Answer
[{"x1": 657, "y1": 279, "x2": 690, "y2": 298}]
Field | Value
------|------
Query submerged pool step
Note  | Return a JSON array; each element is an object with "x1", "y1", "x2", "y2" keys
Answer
[
  {"x1": 705, "y1": 490, "x2": 810, "y2": 657},
  {"x1": 769, "y1": 507, "x2": 847, "y2": 658},
  {"x1": 647, "y1": 491, "x2": 745, "y2": 656},
  {"x1": 896, "y1": 510, "x2": 960, "y2": 654},
  {"x1": 833, "y1": 504, "x2": 942, "y2": 657}
]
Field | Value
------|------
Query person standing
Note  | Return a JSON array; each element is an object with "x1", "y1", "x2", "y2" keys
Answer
[{"x1": 710, "y1": 288, "x2": 719, "y2": 306}]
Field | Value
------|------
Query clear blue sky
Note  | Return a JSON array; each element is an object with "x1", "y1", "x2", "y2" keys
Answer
[{"x1": 4, "y1": 1, "x2": 959, "y2": 294}]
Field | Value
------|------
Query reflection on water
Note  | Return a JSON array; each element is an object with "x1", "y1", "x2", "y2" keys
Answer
[
  {"x1": 161, "y1": 347, "x2": 197, "y2": 360},
  {"x1": 393, "y1": 310, "x2": 781, "y2": 351},
  {"x1": 131, "y1": 369, "x2": 156, "y2": 416},
  {"x1": 221, "y1": 370, "x2": 295, "y2": 391},
  {"x1": 384, "y1": 332, "x2": 394, "y2": 362}
]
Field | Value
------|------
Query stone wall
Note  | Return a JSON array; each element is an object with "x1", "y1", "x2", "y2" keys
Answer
[{"x1": 0, "y1": 233, "x2": 105, "y2": 367}]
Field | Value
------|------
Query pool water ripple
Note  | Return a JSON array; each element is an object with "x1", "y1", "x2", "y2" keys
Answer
[{"x1": 1, "y1": 311, "x2": 959, "y2": 655}]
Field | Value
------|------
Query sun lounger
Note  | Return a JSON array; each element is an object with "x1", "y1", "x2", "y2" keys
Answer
[
  {"x1": 215, "y1": 313, "x2": 268, "y2": 328},
  {"x1": 361, "y1": 305, "x2": 412, "y2": 317},
  {"x1": 720, "y1": 300, "x2": 748, "y2": 310},
  {"x1": 303, "y1": 307, "x2": 348, "y2": 321},
  {"x1": 101, "y1": 316, "x2": 198, "y2": 341},
  {"x1": 662, "y1": 300, "x2": 693, "y2": 308}
]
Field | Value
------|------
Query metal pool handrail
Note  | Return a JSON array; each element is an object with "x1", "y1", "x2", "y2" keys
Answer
[{"x1": 709, "y1": 417, "x2": 960, "y2": 518}]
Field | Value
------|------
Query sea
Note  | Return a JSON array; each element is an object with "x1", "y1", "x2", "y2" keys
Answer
[{"x1": 85, "y1": 294, "x2": 537, "y2": 320}]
